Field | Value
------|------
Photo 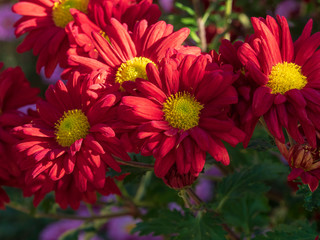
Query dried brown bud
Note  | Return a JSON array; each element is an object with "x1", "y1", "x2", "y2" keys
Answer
[{"x1": 289, "y1": 144, "x2": 320, "y2": 171}]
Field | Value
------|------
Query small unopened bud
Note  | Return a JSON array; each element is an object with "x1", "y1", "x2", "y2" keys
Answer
[{"x1": 163, "y1": 166, "x2": 198, "y2": 190}]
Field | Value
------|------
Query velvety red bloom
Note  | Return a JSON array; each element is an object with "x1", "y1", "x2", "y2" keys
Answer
[
  {"x1": 211, "y1": 39, "x2": 260, "y2": 147},
  {"x1": 66, "y1": 0, "x2": 161, "y2": 62},
  {"x1": 12, "y1": 0, "x2": 90, "y2": 77},
  {"x1": 68, "y1": 18, "x2": 201, "y2": 86},
  {"x1": 14, "y1": 72, "x2": 130, "y2": 209},
  {"x1": 238, "y1": 16, "x2": 320, "y2": 148},
  {"x1": 0, "y1": 63, "x2": 39, "y2": 208},
  {"x1": 117, "y1": 54, "x2": 245, "y2": 180}
]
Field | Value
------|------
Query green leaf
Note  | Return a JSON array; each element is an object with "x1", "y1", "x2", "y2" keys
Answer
[
  {"x1": 247, "y1": 137, "x2": 276, "y2": 151},
  {"x1": 133, "y1": 209, "x2": 183, "y2": 236},
  {"x1": 175, "y1": 2, "x2": 195, "y2": 16},
  {"x1": 221, "y1": 194, "x2": 270, "y2": 237},
  {"x1": 189, "y1": 31, "x2": 201, "y2": 43},
  {"x1": 133, "y1": 209, "x2": 226, "y2": 240},
  {"x1": 215, "y1": 163, "x2": 286, "y2": 211},
  {"x1": 142, "y1": 174, "x2": 181, "y2": 206},
  {"x1": 106, "y1": 165, "x2": 151, "y2": 184},
  {"x1": 58, "y1": 229, "x2": 79, "y2": 240},
  {"x1": 0, "y1": 188, "x2": 52, "y2": 240},
  {"x1": 297, "y1": 183, "x2": 320, "y2": 211},
  {"x1": 181, "y1": 17, "x2": 197, "y2": 26},
  {"x1": 253, "y1": 220, "x2": 318, "y2": 240},
  {"x1": 58, "y1": 225, "x2": 96, "y2": 240},
  {"x1": 176, "y1": 212, "x2": 226, "y2": 240}
]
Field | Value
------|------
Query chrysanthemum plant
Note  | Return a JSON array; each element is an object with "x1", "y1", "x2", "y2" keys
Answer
[{"x1": 1, "y1": 0, "x2": 320, "y2": 239}]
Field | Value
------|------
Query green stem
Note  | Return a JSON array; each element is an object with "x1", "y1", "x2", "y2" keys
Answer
[
  {"x1": 184, "y1": 189, "x2": 239, "y2": 239},
  {"x1": 259, "y1": 117, "x2": 274, "y2": 140},
  {"x1": 222, "y1": 223, "x2": 240, "y2": 240},
  {"x1": 285, "y1": 129, "x2": 295, "y2": 147},
  {"x1": 178, "y1": 189, "x2": 192, "y2": 209},
  {"x1": 192, "y1": 0, "x2": 207, "y2": 52},
  {"x1": 224, "y1": 0, "x2": 233, "y2": 40},
  {"x1": 185, "y1": 187, "x2": 203, "y2": 207},
  {"x1": 134, "y1": 171, "x2": 153, "y2": 202},
  {"x1": 113, "y1": 156, "x2": 154, "y2": 170},
  {"x1": 7, "y1": 202, "x2": 135, "y2": 221},
  {"x1": 202, "y1": 3, "x2": 215, "y2": 24},
  {"x1": 181, "y1": 187, "x2": 239, "y2": 239},
  {"x1": 216, "y1": 194, "x2": 228, "y2": 212}
]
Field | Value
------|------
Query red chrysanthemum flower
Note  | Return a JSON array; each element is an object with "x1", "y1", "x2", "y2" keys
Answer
[
  {"x1": 13, "y1": 0, "x2": 92, "y2": 77},
  {"x1": 117, "y1": 54, "x2": 245, "y2": 181},
  {"x1": 0, "y1": 63, "x2": 39, "y2": 208},
  {"x1": 238, "y1": 16, "x2": 320, "y2": 148},
  {"x1": 68, "y1": 18, "x2": 201, "y2": 87},
  {"x1": 66, "y1": 0, "x2": 161, "y2": 62},
  {"x1": 14, "y1": 72, "x2": 130, "y2": 208},
  {"x1": 211, "y1": 39, "x2": 260, "y2": 147}
]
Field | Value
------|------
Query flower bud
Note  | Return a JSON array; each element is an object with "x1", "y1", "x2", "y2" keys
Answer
[{"x1": 162, "y1": 166, "x2": 198, "y2": 190}]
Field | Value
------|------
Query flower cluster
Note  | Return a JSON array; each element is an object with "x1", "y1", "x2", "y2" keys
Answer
[{"x1": 0, "y1": 0, "x2": 319, "y2": 211}]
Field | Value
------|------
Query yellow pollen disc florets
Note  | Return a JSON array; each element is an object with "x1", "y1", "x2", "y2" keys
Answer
[
  {"x1": 55, "y1": 109, "x2": 90, "y2": 147},
  {"x1": 163, "y1": 92, "x2": 204, "y2": 131},
  {"x1": 267, "y1": 62, "x2": 307, "y2": 95},
  {"x1": 52, "y1": 0, "x2": 89, "y2": 28},
  {"x1": 115, "y1": 57, "x2": 156, "y2": 86}
]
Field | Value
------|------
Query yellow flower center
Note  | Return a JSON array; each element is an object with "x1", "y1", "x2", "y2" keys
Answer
[
  {"x1": 163, "y1": 92, "x2": 204, "y2": 131},
  {"x1": 55, "y1": 109, "x2": 90, "y2": 147},
  {"x1": 267, "y1": 62, "x2": 307, "y2": 95},
  {"x1": 52, "y1": 0, "x2": 89, "y2": 28},
  {"x1": 115, "y1": 57, "x2": 156, "y2": 86}
]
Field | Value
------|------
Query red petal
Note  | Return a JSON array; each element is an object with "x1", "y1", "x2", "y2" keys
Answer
[
  {"x1": 191, "y1": 146, "x2": 205, "y2": 174},
  {"x1": 277, "y1": 15, "x2": 294, "y2": 62},
  {"x1": 154, "y1": 135, "x2": 176, "y2": 159},
  {"x1": 237, "y1": 43, "x2": 260, "y2": 68},
  {"x1": 84, "y1": 135, "x2": 105, "y2": 154},
  {"x1": 13, "y1": 2, "x2": 49, "y2": 17},
  {"x1": 287, "y1": 168, "x2": 304, "y2": 181},
  {"x1": 295, "y1": 32, "x2": 320, "y2": 67},
  {"x1": 208, "y1": 137, "x2": 230, "y2": 165},
  {"x1": 101, "y1": 153, "x2": 121, "y2": 172},
  {"x1": 70, "y1": 138, "x2": 83, "y2": 156},
  {"x1": 63, "y1": 154, "x2": 75, "y2": 174},
  {"x1": 120, "y1": 96, "x2": 163, "y2": 121},
  {"x1": 252, "y1": 86, "x2": 274, "y2": 116},
  {"x1": 247, "y1": 60, "x2": 268, "y2": 85},
  {"x1": 294, "y1": 19, "x2": 313, "y2": 57},
  {"x1": 154, "y1": 153, "x2": 175, "y2": 178},
  {"x1": 264, "y1": 106, "x2": 285, "y2": 142},
  {"x1": 48, "y1": 162, "x2": 65, "y2": 180}
]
